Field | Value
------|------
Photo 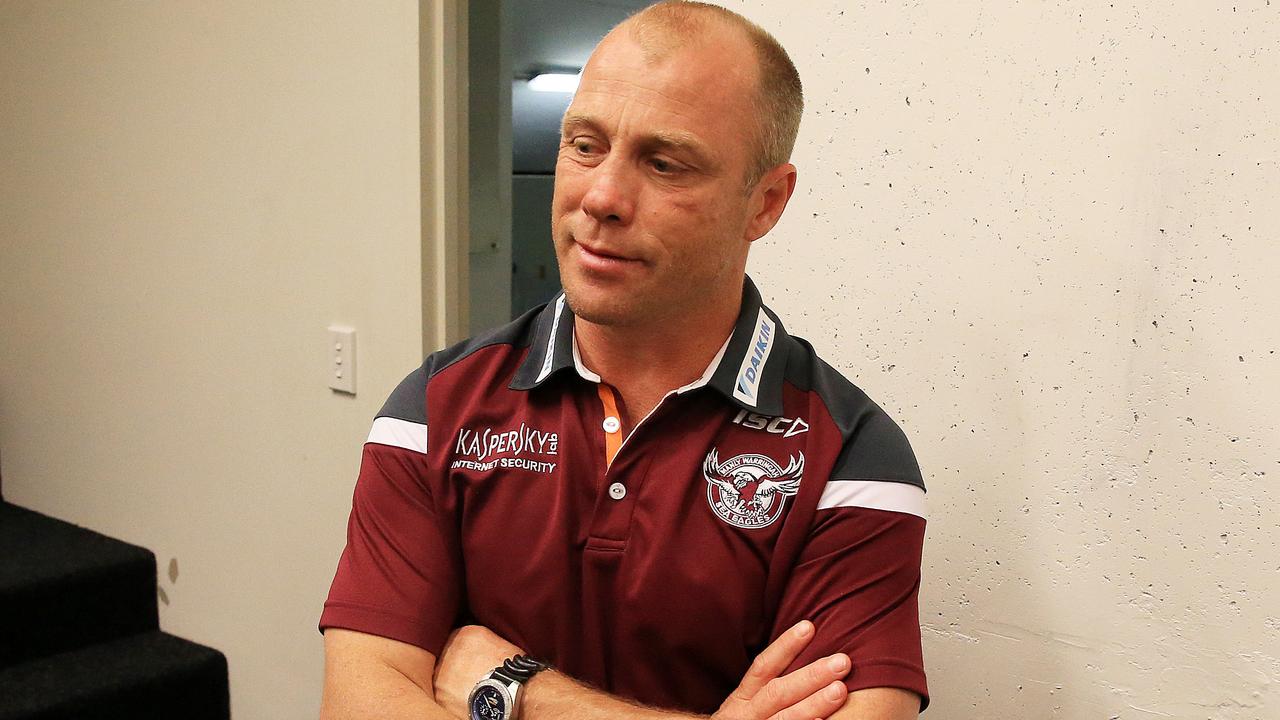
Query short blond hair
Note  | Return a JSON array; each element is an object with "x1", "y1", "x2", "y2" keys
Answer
[{"x1": 621, "y1": 1, "x2": 803, "y2": 187}]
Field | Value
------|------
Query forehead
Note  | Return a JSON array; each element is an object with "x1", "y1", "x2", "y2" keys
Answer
[{"x1": 566, "y1": 31, "x2": 758, "y2": 155}]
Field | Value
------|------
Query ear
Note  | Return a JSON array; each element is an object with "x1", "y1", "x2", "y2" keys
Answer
[{"x1": 744, "y1": 163, "x2": 797, "y2": 243}]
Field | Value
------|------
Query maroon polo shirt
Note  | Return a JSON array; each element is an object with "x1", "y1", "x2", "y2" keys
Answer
[{"x1": 321, "y1": 277, "x2": 930, "y2": 712}]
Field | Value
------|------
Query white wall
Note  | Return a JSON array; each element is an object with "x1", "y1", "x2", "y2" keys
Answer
[
  {"x1": 0, "y1": 2, "x2": 423, "y2": 718},
  {"x1": 728, "y1": 0, "x2": 1280, "y2": 717}
]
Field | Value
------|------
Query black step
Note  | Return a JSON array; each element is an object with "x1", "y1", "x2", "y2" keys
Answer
[
  {"x1": 0, "y1": 630, "x2": 229, "y2": 720},
  {"x1": 0, "y1": 502, "x2": 158, "y2": 667}
]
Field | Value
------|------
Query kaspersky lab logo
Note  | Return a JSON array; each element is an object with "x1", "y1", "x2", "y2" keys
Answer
[{"x1": 733, "y1": 309, "x2": 775, "y2": 407}]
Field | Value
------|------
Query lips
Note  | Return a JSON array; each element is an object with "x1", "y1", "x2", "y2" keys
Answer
[
  {"x1": 571, "y1": 238, "x2": 644, "y2": 276},
  {"x1": 577, "y1": 242, "x2": 634, "y2": 262}
]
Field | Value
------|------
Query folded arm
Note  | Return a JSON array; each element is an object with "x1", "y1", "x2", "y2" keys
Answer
[
  {"x1": 515, "y1": 660, "x2": 918, "y2": 720},
  {"x1": 321, "y1": 629, "x2": 452, "y2": 720},
  {"x1": 430, "y1": 624, "x2": 916, "y2": 720},
  {"x1": 320, "y1": 620, "x2": 869, "y2": 720}
]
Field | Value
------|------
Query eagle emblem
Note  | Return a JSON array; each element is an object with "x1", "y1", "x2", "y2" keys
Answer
[{"x1": 702, "y1": 449, "x2": 804, "y2": 529}]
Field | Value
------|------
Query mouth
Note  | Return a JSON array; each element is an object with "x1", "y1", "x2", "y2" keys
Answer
[
  {"x1": 574, "y1": 238, "x2": 632, "y2": 260},
  {"x1": 572, "y1": 239, "x2": 644, "y2": 272}
]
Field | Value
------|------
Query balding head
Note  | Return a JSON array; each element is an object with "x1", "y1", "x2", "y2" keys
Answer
[
  {"x1": 551, "y1": 2, "x2": 802, "y2": 331},
  {"x1": 606, "y1": 1, "x2": 803, "y2": 188}
]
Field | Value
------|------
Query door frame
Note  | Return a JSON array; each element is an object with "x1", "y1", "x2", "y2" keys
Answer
[{"x1": 419, "y1": 0, "x2": 470, "y2": 349}]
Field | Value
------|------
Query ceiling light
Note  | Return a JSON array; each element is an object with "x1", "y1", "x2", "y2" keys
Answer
[{"x1": 528, "y1": 73, "x2": 581, "y2": 93}]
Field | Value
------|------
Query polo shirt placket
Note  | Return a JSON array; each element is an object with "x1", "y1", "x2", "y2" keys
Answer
[
  {"x1": 570, "y1": 321, "x2": 731, "y2": 552},
  {"x1": 322, "y1": 277, "x2": 931, "y2": 713}
]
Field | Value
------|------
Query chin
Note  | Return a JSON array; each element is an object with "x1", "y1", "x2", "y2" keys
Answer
[{"x1": 562, "y1": 286, "x2": 644, "y2": 328}]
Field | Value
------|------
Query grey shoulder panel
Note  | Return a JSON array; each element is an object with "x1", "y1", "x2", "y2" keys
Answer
[
  {"x1": 829, "y1": 404, "x2": 924, "y2": 489},
  {"x1": 376, "y1": 303, "x2": 545, "y2": 427},
  {"x1": 784, "y1": 335, "x2": 925, "y2": 491},
  {"x1": 377, "y1": 364, "x2": 430, "y2": 425},
  {"x1": 429, "y1": 303, "x2": 543, "y2": 379}
]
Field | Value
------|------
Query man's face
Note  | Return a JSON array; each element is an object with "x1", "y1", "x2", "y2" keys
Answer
[{"x1": 551, "y1": 29, "x2": 762, "y2": 327}]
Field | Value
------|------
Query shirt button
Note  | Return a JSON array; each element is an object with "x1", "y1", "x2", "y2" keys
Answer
[
  {"x1": 602, "y1": 416, "x2": 621, "y2": 434},
  {"x1": 608, "y1": 482, "x2": 627, "y2": 501}
]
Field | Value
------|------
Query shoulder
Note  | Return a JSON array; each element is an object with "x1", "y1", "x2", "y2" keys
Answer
[
  {"x1": 429, "y1": 304, "x2": 544, "y2": 381},
  {"x1": 377, "y1": 304, "x2": 546, "y2": 427},
  {"x1": 781, "y1": 333, "x2": 924, "y2": 491}
]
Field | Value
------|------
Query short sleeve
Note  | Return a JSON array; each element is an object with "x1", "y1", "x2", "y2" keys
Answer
[
  {"x1": 319, "y1": 365, "x2": 463, "y2": 656},
  {"x1": 771, "y1": 409, "x2": 929, "y2": 709}
]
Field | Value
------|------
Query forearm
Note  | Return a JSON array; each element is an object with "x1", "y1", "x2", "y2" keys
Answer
[
  {"x1": 522, "y1": 671, "x2": 706, "y2": 720},
  {"x1": 825, "y1": 687, "x2": 920, "y2": 720},
  {"x1": 321, "y1": 658, "x2": 457, "y2": 720},
  {"x1": 322, "y1": 681, "x2": 453, "y2": 717},
  {"x1": 321, "y1": 629, "x2": 453, "y2": 720},
  {"x1": 321, "y1": 671, "x2": 454, "y2": 720}
]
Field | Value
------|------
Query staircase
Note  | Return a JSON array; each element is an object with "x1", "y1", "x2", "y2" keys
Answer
[{"x1": 0, "y1": 500, "x2": 230, "y2": 719}]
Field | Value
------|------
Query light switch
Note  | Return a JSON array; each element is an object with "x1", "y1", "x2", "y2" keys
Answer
[{"x1": 328, "y1": 326, "x2": 356, "y2": 395}]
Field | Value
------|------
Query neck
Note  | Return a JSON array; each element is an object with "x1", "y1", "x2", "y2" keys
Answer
[{"x1": 575, "y1": 285, "x2": 741, "y2": 421}]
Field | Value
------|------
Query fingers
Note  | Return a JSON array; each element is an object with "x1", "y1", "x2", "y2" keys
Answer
[
  {"x1": 767, "y1": 681, "x2": 849, "y2": 720},
  {"x1": 735, "y1": 621, "x2": 816, "y2": 698},
  {"x1": 753, "y1": 653, "x2": 850, "y2": 717},
  {"x1": 717, "y1": 622, "x2": 852, "y2": 720}
]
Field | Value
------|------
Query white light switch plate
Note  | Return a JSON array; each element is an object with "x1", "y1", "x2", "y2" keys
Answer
[{"x1": 328, "y1": 326, "x2": 356, "y2": 395}]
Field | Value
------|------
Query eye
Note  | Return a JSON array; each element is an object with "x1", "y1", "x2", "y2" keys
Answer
[
  {"x1": 649, "y1": 157, "x2": 681, "y2": 175},
  {"x1": 570, "y1": 137, "x2": 600, "y2": 156}
]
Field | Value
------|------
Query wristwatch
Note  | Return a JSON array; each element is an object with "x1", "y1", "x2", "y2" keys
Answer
[{"x1": 467, "y1": 654, "x2": 550, "y2": 720}]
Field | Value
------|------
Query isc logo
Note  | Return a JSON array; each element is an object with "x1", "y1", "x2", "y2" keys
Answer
[{"x1": 732, "y1": 409, "x2": 809, "y2": 438}]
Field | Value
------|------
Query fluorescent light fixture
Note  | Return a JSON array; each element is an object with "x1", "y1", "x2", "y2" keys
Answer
[{"x1": 528, "y1": 72, "x2": 581, "y2": 93}]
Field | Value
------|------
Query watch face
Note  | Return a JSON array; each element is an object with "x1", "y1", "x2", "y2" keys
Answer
[{"x1": 470, "y1": 684, "x2": 508, "y2": 720}]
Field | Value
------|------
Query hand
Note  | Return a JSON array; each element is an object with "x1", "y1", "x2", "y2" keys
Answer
[
  {"x1": 433, "y1": 625, "x2": 525, "y2": 718},
  {"x1": 713, "y1": 621, "x2": 851, "y2": 720}
]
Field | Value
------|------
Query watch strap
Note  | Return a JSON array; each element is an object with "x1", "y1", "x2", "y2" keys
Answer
[{"x1": 496, "y1": 654, "x2": 549, "y2": 684}]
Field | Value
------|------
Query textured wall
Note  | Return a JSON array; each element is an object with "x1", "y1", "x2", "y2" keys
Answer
[
  {"x1": 726, "y1": 1, "x2": 1279, "y2": 717},
  {"x1": 0, "y1": 2, "x2": 422, "y2": 717}
]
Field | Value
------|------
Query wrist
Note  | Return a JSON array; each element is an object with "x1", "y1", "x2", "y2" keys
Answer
[
  {"x1": 466, "y1": 654, "x2": 550, "y2": 720},
  {"x1": 516, "y1": 668, "x2": 563, "y2": 713},
  {"x1": 521, "y1": 671, "x2": 701, "y2": 720}
]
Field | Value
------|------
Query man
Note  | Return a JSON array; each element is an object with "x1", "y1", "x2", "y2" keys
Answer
[{"x1": 319, "y1": 3, "x2": 928, "y2": 719}]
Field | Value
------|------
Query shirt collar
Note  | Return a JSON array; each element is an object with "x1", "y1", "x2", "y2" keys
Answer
[{"x1": 510, "y1": 276, "x2": 789, "y2": 416}]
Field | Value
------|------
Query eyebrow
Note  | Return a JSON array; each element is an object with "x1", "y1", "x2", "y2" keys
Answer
[
  {"x1": 644, "y1": 130, "x2": 713, "y2": 166},
  {"x1": 560, "y1": 113, "x2": 601, "y2": 138},
  {"x1": 560, "y1": 113, "x2": 717, "y2": 170}
]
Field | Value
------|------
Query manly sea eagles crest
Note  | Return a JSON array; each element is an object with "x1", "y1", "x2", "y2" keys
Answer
[{"x1": 702, "y1": 449, "x2": 804, "y2": 529}]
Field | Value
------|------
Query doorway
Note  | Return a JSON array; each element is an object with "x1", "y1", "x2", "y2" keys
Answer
[{"x1": 465, "y1": 0, "x2": 652, "y2": 336}]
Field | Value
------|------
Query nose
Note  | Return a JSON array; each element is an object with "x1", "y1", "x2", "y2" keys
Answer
[{"x1": 579, "y1": 155, "x2": 635, "y2": 226}]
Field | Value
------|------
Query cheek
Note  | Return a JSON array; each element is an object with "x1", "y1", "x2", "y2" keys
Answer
[
  {"x1": 646, "y1": 191, "x2": 707, "y2": 228},
  {"x1": 660, "y1": 194, "x2": 736, "y2": 240},
  {"x1": 550, "y1": 169, "x2": 588, "y2": 220},
  {"x1": 550, "y1": 183, "x2": 569, "y2": 214},
  {"x1": 549, "y1": 188, "x2": 574, "y2": 233}
]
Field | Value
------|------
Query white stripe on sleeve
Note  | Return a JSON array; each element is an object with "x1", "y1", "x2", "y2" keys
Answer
[
  {"x1": 816, "y1": 480, "x2": 927, "y2": 519},
  {"x1": 366, "y1": 416, "x2": 429, "y2": 454}
]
